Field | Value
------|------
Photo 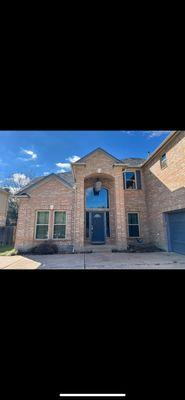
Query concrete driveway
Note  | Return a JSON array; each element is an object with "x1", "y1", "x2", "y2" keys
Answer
[{"x1": 1, "y1": 251, "x2": 185, "y2": 269}]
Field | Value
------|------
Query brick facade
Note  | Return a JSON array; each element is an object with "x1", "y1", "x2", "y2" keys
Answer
[
  {"x1": 143, "y1": 131, "x2": 185, "y2": 250},
  {"x1": 15, "y1": 132, "x2": 185, "y2": 253}
]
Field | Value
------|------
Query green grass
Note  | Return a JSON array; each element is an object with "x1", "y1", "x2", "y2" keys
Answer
[{"x1": 0, "y1": 246, "x2": 17, "y2": 256}]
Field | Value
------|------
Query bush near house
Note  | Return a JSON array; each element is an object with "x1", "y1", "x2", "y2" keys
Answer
[{"x1": 31, "y1": 241, "x2": 59, "y2": 255}]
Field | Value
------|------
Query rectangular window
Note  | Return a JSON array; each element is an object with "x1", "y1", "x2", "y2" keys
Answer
[
  {"x1": 124, "y1": 171, "x2": 136, "y2": 189},
  {"x1": 128, "y1": 213, "x2": 140, "y2": 237},
  {"x1": 53, "y1": 211, "x2": 66, "y2": 239},
  {"x1": 161, "y1": 153, "x2": 167, "y2": 169},
  {"x1": 35, "y1": 211, "x2": 49, "y2": 239}
]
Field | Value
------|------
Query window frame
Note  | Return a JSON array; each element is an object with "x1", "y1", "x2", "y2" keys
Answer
[
  {"x1": 52, "y1": 210, "x2": 67, "y2": 240},
  {"x1": 127, "y1": 212, "x2": 140, "y2": 238},
  {"x1": 124, "y1": 170, "x2": 137, "y2": 190},
  {"x1": 35, "y1": 210, "x2": 50, "y2": 240},
  {"x1": 160, "y1": 153, "x2": 168, "y2": 169}
]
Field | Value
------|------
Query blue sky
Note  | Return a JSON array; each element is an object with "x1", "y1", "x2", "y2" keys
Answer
[{"x1": 0, "y1": 131, "x2": 171, "y2": 188}]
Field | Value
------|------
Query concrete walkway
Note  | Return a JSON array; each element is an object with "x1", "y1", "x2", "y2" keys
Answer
[
  {"x1": 0, "y1": 255, "x2": 41, "y2": 269},
  {"x1": 1, "y1": 251, "x2": 185, "y2": 269}
]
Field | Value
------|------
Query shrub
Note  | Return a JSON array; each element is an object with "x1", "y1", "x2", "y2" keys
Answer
[{"x1": 31, "y1": 241, "x2": 58, "y2": 255}]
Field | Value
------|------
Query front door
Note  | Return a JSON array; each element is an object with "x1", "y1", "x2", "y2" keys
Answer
[{"x1": 91, "y1": 212, "x2": 105, "y2": 244}]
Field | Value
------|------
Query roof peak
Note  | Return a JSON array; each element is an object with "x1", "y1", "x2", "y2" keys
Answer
[{"x1": 75, "y1": 147, "x2": 122, "y2": 164}]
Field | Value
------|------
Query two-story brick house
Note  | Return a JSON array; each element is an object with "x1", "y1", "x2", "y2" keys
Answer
[{"x1": 15, "y1": 131, "x2": 185, "y2": 255}]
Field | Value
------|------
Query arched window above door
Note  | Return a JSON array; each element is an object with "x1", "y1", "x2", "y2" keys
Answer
[{"x1": 85, "y1": 187, "x2": 109, "y2": 209}]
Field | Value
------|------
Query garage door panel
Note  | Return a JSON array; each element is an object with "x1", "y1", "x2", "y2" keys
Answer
[{"x1": 168, "y1": 211, "x2": 185, "y2": 255}]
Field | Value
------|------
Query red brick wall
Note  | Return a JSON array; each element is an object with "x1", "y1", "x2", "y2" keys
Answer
[{"x1": 15, "y1": 176, "x2": 75, "y2": 251}]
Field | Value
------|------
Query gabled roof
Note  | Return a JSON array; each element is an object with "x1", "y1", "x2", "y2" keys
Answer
[
  {"x1": 121, "y1": 158, "x2": 146, "y2": 167},
  {"x1": 16, "y1": 172, "x2": 74, "y2": 195},
  {"x1": 74, "y1": 147, "x2": 123, "y2": 164}
]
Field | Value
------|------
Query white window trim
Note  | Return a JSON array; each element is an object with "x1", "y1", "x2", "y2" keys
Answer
[
  {"x1": 124, "y1": 170, "x2": 137, "y2": 190},
  {"x1": 52, "y1": 210, "x2": 67, "y2": 240},
  {"x1": 127, "y1": 212, "x2": 140, "y2": 238},
  {"x1": 35, "y1": 210, "x2": 50, "y2": 240}
]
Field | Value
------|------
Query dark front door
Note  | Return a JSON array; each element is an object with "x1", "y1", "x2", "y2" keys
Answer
[{"x1": 91, "y1": 212, "x2": 105, "y2": 243}]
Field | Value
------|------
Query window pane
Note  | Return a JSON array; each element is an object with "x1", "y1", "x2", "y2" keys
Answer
[
  {"x1": 36, "y1": 225, "x2": 49, "y2": 239},
  {"x1": 129, "y1": 225, "x2": 139, "y2": 237},
  {"x1": 128, "y1": 213, "x2": 138, "y2": 225},
  {"x1": 162, "y1": 153, "x2": 166, "y2": 161},
  {"x1": 54, "y1": 211, "x2": 66, "y2": 224},
  {"x1": 53, "y1": 225, "x2": 66, "y2": 239},
  {"x1": 125, "y1": 172, "x2": 136, "y2": 189},
  {"x1": 106, "y1": 212, "x2": 110, "y2": 237},
  {"x1": 126, "y1": 172, "x2": 135, "y2": 181},
  {"x1": 86, "y1": 187, "x2": 109, "y2": 209},
  {"x1": 37, "y1": 211, "x2": 49, "y2": 225},
  {"x1": 86, "y1": 212, "x2": 89, "y2": 238}
]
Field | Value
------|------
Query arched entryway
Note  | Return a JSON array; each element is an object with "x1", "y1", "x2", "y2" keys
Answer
[{"x1": 84, "y1": 173, "x2": 116, "y2": 245}]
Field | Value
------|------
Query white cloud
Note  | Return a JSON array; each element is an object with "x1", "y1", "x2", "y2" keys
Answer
[
  {"x1": 56, "y1": 162, "x2": 71, "y2": 173},
  {"x1": 56, "y1": 155, "x2": 80, "y2": 172},
  {"x1": 43, "y1": 171, "x2": 50, "y2": 176},
  {"x1": 19, "y1": 149, "x2": 37, "y2": 161},
  {"x1": 145, "y1": 131, "x2": 170, "y2": 138},
  {"x1": 36, "y1": 164, "x2": 40, "y2": 167},
  {"x1": 66, "y1": 155, "x2": 80, "y2": 163}
]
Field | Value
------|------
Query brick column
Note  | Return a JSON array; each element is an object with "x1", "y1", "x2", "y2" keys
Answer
[
  {"x1": 73, "y1": 167, "x2": 85, "y2": 251},
  {"x1": 114, "y1": 167, "x2": 127, "y2": 249}
]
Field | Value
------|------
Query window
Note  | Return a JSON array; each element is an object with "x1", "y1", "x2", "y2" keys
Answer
[
  {"x1": 128, "y1": 213, "x2": 140, "y2": 237},
  {"x1": 86, "y1": 187, "x2": 109, "y2": 209},
  {"x1": 35, "y1": 211, "x2": 49, "y2": 239},
  {"x1": 124, "y1": 171, "x2": 136, "y2": 189},
  {"x1": 161, "y1": 153, "x2": 167, "y2": 169},
  {"x1": 53, "y1": 211, "x2": 66, "y2": 239}
]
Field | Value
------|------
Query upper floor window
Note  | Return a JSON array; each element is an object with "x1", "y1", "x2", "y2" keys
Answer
[
  {"x1": 35, "y1": 211, "x2": 49, "y2": 239},
  {"x1": 123, "y1": 170, "x2": 142, "y2": 190},
  {"x1": 85, "y1": 187, "x2": 109, "y2": 209},
  {"x1": 160, "y1": 153, "x2": 167, "y2": 169},
  {"x1": 125, "y1": 171, "x2": 136, "y2": 189}
]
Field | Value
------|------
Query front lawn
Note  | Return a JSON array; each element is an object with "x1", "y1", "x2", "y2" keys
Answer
[{"x1": 0, "y1": 246, "x2": 17, "y2": 256}]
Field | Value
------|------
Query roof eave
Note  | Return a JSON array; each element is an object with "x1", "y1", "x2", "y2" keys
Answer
[{"x1": 142, "y1": 131, "x2": 178, "y2": 167}]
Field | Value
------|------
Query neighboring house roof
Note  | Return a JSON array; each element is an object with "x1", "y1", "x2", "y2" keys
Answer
[
  {"x1": 57, "y1": 172, "x2": 75, "y2": 186},
  {"x1": 121, "y1": 158, "x2": 146, "y2": 167},
  {"x1": 16, "y1": 172, "x2": 74, "y2": 195},
  {"x1": 74, "y1": 147, "x2": 123, "y2": 164},
  {"x1": 0, "y1": 188, "x2": 9, "y2": 195}
]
